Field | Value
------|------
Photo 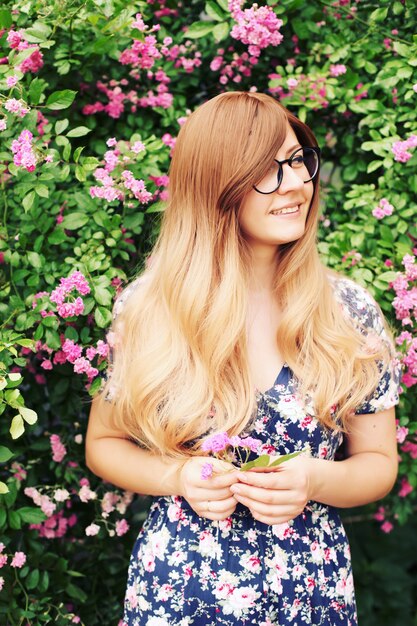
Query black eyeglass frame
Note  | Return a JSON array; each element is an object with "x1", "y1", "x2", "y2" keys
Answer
[{"x1": 253, "y1": 146, "x2": 321, "y2": 195}]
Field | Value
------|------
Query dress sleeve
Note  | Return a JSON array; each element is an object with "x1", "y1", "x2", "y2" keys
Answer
[
  {"x1": 101, "y1": 279, "x2": 139, "y2": 403},
  {"x1": 334, "y1": 277, "x2": 403, "y2": 415}
]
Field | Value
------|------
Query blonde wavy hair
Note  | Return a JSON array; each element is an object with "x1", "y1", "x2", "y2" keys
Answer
[{"x1": 99, "y1": 91, "x2": 394, "y2": 458}]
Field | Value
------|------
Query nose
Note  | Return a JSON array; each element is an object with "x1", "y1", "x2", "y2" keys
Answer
[{"x1": 276, "y1": 163, "x2": 305, "y2": 194}]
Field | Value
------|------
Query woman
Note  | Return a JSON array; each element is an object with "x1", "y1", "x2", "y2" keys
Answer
[{"x1": 86, "y1": 91, "x2": 401, "y2": 625}]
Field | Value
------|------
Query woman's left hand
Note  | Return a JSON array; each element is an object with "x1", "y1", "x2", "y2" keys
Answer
[{"x1": 229, "y1": 456, "x2": 315, "y2": 525}]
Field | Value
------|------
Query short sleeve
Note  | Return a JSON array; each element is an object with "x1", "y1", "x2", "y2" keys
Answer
[
  {"x1": 101, "y1": 279, "x2": 141, "y2": 402},
  {"x1": 333, "y1": 277, "x2": 403, "y2": 415}
]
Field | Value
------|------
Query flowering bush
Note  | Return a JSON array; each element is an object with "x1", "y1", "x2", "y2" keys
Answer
[{"x1": 0, "y1": 0, "x2": 416, "y2": 624}]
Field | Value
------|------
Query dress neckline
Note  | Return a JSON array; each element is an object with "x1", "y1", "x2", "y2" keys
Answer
[{"x1": 255, "y1": 363, "x2": 289, "y2": 397}]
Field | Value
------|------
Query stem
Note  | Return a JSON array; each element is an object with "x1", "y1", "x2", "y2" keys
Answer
[{"x1": 13, "y1": 567, "x2": 29, "y2": 625}]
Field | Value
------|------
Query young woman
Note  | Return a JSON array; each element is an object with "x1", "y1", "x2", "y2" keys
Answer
[{"x1": 86, "y1": 91, "x2": 401, "y2": 626}]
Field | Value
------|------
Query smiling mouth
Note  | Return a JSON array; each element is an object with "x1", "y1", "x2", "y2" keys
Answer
[{"x1": 269, "y1": 205, "x2": 300, "y2": 216}]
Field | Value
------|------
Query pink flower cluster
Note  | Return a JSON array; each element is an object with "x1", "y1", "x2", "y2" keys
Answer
[
  {"x1": 228, "y1": 0, "x2": 284, "y2": 57},
  {"x1": 90, "y1": 137, "x2": 154, "y2": 205},
  {"x1": 24, "y1": 487, "x2": 57, "y2": 518},
  {"x1": 4, "y1": 98, "x2": 30, "y2": 118},
  {"x1": 0, "y1": 545, "x2": 27, "y2": 573},
  {"x1": 210, "y1": 47, "x2": 258, "y2": 85},
  {"x1": 83, "y1": 14, "x2": 201, "y2": 119},
  {"x1": 373, "y1": 506, "x2": 394, "y2": 533},
  {"x1": 30, "y1": 509, "x2": 77, "y2": 539},
  {"x1": 392, "y1": 133, "x2": 417, "y2": 163},
  {"x1": 200, "y1": 432, "x2": 262, "y2": 478},
  {"x1": 372, "y1": 198, "x2": 394, "y2": 220},
  {"x1": 392, "y1": 255, "x2": 417, "y2": 387},
  {"x1": 329, "y1": 64, "x2": 347, "y2": 77},
  {"x1": 11, "y1": 129, "x2": 37, "y2": 172},
  {"x1": 269, "y1": 73, "x2": 330, "y2": 110},
  {"x1": 50, "y1": 270, "x2": 90, "y2": 318},
  {"x1": 50, "y1": 434, "x2": 67, "y2": 463},
  {"x1": 6, "y1": 29, "x2": 44, "y2": 73}
]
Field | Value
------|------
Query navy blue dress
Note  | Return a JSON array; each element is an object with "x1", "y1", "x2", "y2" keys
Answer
[{"x1": 119, "y1": 277, "x2": 401, "y2": 626}]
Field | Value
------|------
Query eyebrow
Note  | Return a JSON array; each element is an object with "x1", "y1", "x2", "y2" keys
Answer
[{"x1": 285, "y1": 143, "x2": 302, "y2": 156}]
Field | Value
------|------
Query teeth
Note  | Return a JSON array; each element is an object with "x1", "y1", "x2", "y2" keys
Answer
[{"x1": 270, "y1": 205, "x2": 299, "y2": 215}]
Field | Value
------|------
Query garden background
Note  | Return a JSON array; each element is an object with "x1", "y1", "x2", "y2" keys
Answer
[{"x1": 0, "y1": 0, "x2": 416, "y2": 624}]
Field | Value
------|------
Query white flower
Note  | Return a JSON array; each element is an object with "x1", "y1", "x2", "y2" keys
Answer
[
  {"x1": 53, "y1": 488, "x2": 70, "y2": 502},
  {"x1": 221, "y1": 586, "x2": 261, "y2": 617}
]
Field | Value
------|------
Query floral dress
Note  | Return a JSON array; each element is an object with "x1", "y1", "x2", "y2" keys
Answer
[{"x1": 119, "y1": 277, "x2": 402, "y2": 626}]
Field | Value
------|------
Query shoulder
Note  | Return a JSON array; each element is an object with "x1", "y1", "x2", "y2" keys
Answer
[
  {"x1": 327, "y1": 272, "x2": 387, "y2": 335},
  {"x1": 112, "y1": 274, "x2": 151, "y2": 322}
]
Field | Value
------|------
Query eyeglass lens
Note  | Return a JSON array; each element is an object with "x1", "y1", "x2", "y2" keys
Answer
[{"x1": 254, "y1": 147, "x2": 319, "y2": 194}]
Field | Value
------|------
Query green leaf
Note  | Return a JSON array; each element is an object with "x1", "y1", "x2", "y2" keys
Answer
[
  {"x1": 8, "y1": 510, "x2": 21, "y2": 529},
  {"x1": 205, "y1": 1, "x2": 226, "y2": 21},
  {"x1": 369, "y1": 7, "x2": 388, "y2": 22},
  {"x1": 28, "y1": 77, "x2": 45, "y2": 106},
  {"x1": 0, "y1": 446, "x2": 13, "y2": 463},
  {"x1": 392, "y1": 41, "x2": 410, "y2": 58},
  {"x1": 9, "y1": 372, "x2": 22, "y2": 382},
  {"x1": 61, "y1": 212, "x2": 89, "y2": 230},
  {"x1": 240, "y1": 454, "x2": 270, "y2": 471},
  {"x1": 22, "y1": 191, "x2": 36, "y2": 212},
  {"x1": 74, "y1": 146, "x2": 84, "y2": 163},
  {"x1": 26, "y1": 569, "x2": 40, "y2": 590},
  {"x1": 185, "y1": 20, "x2": 216, "y2": 39},
  {"x1": 45, "y1": 89, "x2": 77, "y2": 110},
  {"x1": 19, "y1": 407, "x2": 38, "y2": 425},
  {"x1": 213, "y1": 22, "x2": 229, "y2": 42},
  {"x1": 0, "y1": 9, "x2": 13, "y2": 29},
  {"x1": 10, "y1": 414, "x2": 25, "y2": 439},
  {"x1": 24, "y1": 21, "x2": 52, "y2": 43},
  {"x1": 94, "y1": 306, "x2": 113, "y2": 328},
  {"x1": 67, "y1": 126, "x2": 92, "y2": 138},
  {"x1": 67, "y1": 583, "x2": 88, "y2": 602},
  {"x1": 94, "y1": 286, "x2": 112, "y2": 306},
  {"x1": 75, "y1": 165, "x2": 87, "y2": 182},
  {"x1": 0, "y1": 482, "x2": 9, "y2": 495},
  {"x1": 27, "y1": 251, "x2": 42, "y2": 269},
  {"x1": 216, "y1": 0, "x2": 229, "y2": 10},
  {"x1": 55, "y1": 119, "x2": 69, "y2": 135},
  {"x1": 377, "y1": 271, "x2": 398, "y2": 283},
  {"x1": 35, "y1": 184, "x2": 49, "y2": 198},
  {"x1": 268, "y1": 451, "x2": 302, "y2": 467},
  {"x1": 18, "y1": 507, "x2": 47, "y2": 524}
]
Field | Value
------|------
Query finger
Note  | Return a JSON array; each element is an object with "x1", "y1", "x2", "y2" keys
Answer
[
  {"x1": 230, "y1": 482, "x2": 292, "y2": 505},
  {"x1": 207, "y1": 469, "x2": 240, "y2": 489},
  {"x1": 195, "y1": 487, "x2": 236, "y2": 501},
  {"x1": 198, "y1": 496, "x2": 237, "y2": 517},
  {"x1": 236, "y1": 471, "x2": 290, "y2": 489}
]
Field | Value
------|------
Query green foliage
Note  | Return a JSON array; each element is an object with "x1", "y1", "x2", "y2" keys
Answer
[{"x1": 0, "y1": 0, "x2": 416, "y2": 623}]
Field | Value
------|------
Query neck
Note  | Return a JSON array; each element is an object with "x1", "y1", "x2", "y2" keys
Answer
[{"x1": 247, "y1": 244, "x2": 279, "y2": 295}]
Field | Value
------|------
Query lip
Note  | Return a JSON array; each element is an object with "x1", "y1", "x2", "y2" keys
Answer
[{"x1": 269, "y1": 203, "x2": 302, "y2": 216}]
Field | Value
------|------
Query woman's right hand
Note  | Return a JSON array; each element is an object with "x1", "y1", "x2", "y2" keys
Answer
[{"x1": 178, "y1": 457, "x2": 239, "y2": 521}]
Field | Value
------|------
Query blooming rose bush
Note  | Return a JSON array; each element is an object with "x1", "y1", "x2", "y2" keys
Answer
[{"x1": 0, "y1": 0, "x2": 416, "y2": 624}]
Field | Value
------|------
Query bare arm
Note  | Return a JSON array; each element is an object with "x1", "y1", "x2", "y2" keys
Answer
[
  {"x1": 308, "y1": 406, "x2": 398, "y2": 507},
  {"x1": 85, "y1": 396, "x2": 238, "y2": 519},
  {"x1": 230, "y1": 407, "x2": 398, "y2": 524}
]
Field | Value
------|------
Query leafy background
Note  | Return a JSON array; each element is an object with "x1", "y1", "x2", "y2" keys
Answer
[{"x1": 0, "y1": 0, "x2": 416, "y2": 624}]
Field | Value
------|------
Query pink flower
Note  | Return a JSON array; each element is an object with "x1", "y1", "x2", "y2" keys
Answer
[
  {"x1": 11, "y1": 551, "x2": 26, "y2": 568},
  {"x1": 41, "y1": 359, "x2": 53, "y2": 370},
  {"x1": 398, "y1": 477, "x2": 413, "y2": 497},
  {"x1": 329, "y1": 64, "x2": 347, "y2": 77},
  {"x1": 0, "y1": 554, "x2": 7, "y2": 569},
  {"x1": 6, "y1": 75, "x2": 20, "y2": 88},
  {"x1": 372, "y1": 198, "x2": 394, "y2": 220},
  {"x1": 115, "y1": 518, "x2": 130, "y2": 536},
  {"x1": 50, "y1": 434, "x2": 67, "y2": 462},
  {"x1": 201, "y1": 432, "x2": 231, "y2": 453},
  {"x1": 131, "y1": 141, "x2": 145, "y2": 154},
  {"x1": 62, "y1": 339, "x2": 82, "y2": 363},
  {"x1": 85, "y1": 523, "x2": 100, "y2": 536},
  {"x1": 0, "y1": 119, "x2": 6, "y2": 131},
  {"x1": 106, "y1": 137, "x2": 117, "y2": 147},
  {"x1": 11, "y1": 129, "x2": 36, "y2": 171},
  {"x1": 381, "y1": 521, "x2": 394, "y2": 533},
  {"x1": 201, "y1": 462, "x2": 213, "y2": 480},
  {"x1": 392, "y1": 133, "x2": 417, "y2": 162},
  {"x1": 0, "y1": 576, "x2": 4, "y2": 591}
]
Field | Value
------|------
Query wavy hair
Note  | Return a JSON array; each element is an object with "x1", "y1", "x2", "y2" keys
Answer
[{"x1": 99, "y1": 91, "x2": 394, "y2": 458}]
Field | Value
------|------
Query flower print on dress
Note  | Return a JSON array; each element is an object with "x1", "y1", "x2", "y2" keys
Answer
[{"x1": 118, "y1": 276, "x2": 401, "y2": 625}]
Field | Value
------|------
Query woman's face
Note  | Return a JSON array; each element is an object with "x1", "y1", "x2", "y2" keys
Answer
[{"x1": 238, "y1": 124, "x2": 315, "y2": 253}]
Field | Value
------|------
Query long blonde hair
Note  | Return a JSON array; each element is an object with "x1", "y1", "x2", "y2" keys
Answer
[{"x1": 99, "y1": 91, "x2": 394, "y2": 457}]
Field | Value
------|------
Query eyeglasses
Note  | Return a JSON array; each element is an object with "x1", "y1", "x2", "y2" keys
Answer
[{"x1": 253, "y1": 146, "x2": 321, "y2": 194}]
